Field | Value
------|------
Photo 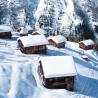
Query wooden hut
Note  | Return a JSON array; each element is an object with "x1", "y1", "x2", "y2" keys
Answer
[
  {"x1": 79, "y1": 39, "x2": 94, "y2": 50},
  {"x1": 48, "y1": 35, "x2": 66, "y2": 48},
  {"x1": 38, "y1": 56, "x2": 77, "y2": 91},
  {"x1": 32, "y1": 28, "x2": 48, "y2": 36},
  {"x1": 0, "y1": 25, "x2": 12, "y2": 39},
  {"x1": 19, "y1": 27, "x2": 28, "y2": 36},
  {"x1": 17, "y1": 34, "x2": 48, "y2": 54}
]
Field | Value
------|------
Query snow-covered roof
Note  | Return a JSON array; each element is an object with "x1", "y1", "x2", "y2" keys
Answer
[
  {"x1": 0, "y1": 25, "x2": 12, "y2": 32},
  {"x1": 20, "y1": 27, "x2": 28, "y2": 34},
  {"x1": 79, "y1": 39, "x2": 94, "y2": 46},
  {"x1": 33, "y1": 28, "x2": 47, "y2": 35},
  {"x1": 48, "y1": 35, "x2": 66, "y2": 43},
  {"x1": 40, "y1": 56, "x2": 77, "y2": 78},
  {"x1": 18, "y1": 34, "x2": 48, "y2": 47}
]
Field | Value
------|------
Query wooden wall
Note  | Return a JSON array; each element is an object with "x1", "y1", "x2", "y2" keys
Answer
[
  {"x1": 48, "y1": 39, "x2": 65, "y2": 48},
  {"x1": 0, "y1": 32, "x2": 12, "y2": 39},
  {"x1": 38, "y1": 62, "x2": 75, "y2": 91},
  {"x1": 20, "y1": 34, "x2": 28, "y2": 37},
  {"x1": 79, "y1": 42, "x2": 94, "y2": 50},
  {"x1": 18, "y1": 40, "x2": 47, "y2": 54}
]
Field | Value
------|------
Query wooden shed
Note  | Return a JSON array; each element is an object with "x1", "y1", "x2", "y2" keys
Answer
[
  {"x1": 0, "y1": 25, "x2": 12, "y2": 39},
  {"x1": 32, "y1": 28, "x2": 48, "y2": 36},
  {"x1": 19, "y1": 27, "x2": 28, "y2": 36},
  {"x1": 38, "y1": 56, "x2": 77, "y2": 91},
  {"x1": 48, "y1": 35, "x2": 66, "y2": 48},
  {"x1": 79, "y1": 39, "x2": 94, "y2": 50},
  {"x1": 17, "y1": 34, "x2": 48, "y2": 54}
]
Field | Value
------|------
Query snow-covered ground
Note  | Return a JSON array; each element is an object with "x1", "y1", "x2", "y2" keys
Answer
[{"x1": 0, "y1": 32, "x2": 98, "y2": 98}]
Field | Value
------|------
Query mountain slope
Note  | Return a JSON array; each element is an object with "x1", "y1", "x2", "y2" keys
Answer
[
  {"x1": 0, "y1": 0, "x2": 98, "y2": 40},
  {"x1": 35, "y1": 0, "x2": 98, "y2": 41}
]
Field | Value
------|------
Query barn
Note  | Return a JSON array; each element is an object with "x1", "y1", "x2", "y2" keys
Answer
[
  {"x1": 79, "y1": 39, "x2": 94, "y2": 50},
  {"x1": 19, "y1": 27, "x2": 28, "y2": 36},
  {"x1": 17, "y1": 34, "x2": 48, "y2": 54},
  {"x1": 32, "y1": 28, "x2": 48, "y2": 36},
  {"x1": 38, "y1": 56, "x2": 77, "y2": 91},
  {"x1": 0, "y1": 25, "x2": 12, "y2": 39},
  {"x1": 48, "y1": 35, "x2": 66, "y2": 48}
]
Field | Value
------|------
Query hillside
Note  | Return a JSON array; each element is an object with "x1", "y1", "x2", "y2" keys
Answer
[
  {"x1": 0, "y1": 0, "x2": 98, "y2": 40},
  {"x1": 0, "y1": 1, "x2": 98, "y2": 98},
  {"x1": 0, "y1": 32, "x2": 98, "y2": 98}
]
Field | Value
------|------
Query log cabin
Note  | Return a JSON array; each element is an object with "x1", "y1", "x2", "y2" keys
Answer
[
  {"x1": 0, "y1": 25, "x2": 12, "y2": 39},
  {"x1": 79, "y1": 39, "x2": 94, "y2": 50},
  {"x1": 32, "y1": 28, "x2": 48, "y2": 36},
  {"x1": 48, "y1": 35, "x2": 66, "y2": 48},
  {"x1": 38, "y1": 56, "x2": 77, "y2": 91},
  {"x1": 17, "y1": 34, "x2": 48, "y2": 54}
]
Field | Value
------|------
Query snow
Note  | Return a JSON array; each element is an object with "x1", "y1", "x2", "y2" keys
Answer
[
  {"x1": 74, "y1": 19, "x2": 83, "y2": 26},
  {"x1": 92, "y1": 21, "x2": 98, "y2": 26},
  {"x1": 48, "y1": 35, "x2": 66, "y2": 43},
  {"x1": 18, "y1": 34, "x2": 48, "y2": 47},
  {"x1": 36, "y1": 28, "x2": 47, "y2": 35},
  {"x1": 7, "y1": 63, "x2": 21, "y2": 98},
  {"x1": 20, "y1": 27, "x2": 28, "y2": 34},
  {"x1": 0, "y1": 25, "x2": 12, "y2": 32},
  {"x1": 40, "y1": 56, "x2": 77, "y2": 78},
  {"x1": 79, "y1": 39, "x2": 94, "y2": 46},
  {"x1": 66, "y1": 0, "x2": 75, "y2": 20},
  {"x1": 26, "y1": 25, "x2": 33, "y2": 31},
  {"x1": 81, "y1": 55, "x2": 89, "y2": 61},
  {"x1": 34, "y1": 0, "x2": 46, "y2": 19},
  {"x1": 0, "y1": 0, "x2": 98, "y2": 97},
  {"x1": 0, "y1": 31, "x2": 98, "y2": 98}
]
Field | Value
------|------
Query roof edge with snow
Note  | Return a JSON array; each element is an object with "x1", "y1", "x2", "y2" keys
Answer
[
  {"x1": 48, "y1": 35, "x2": 66, "y2": 44},
  {"x1": 18, "y1": 34, "x2": 48, "y2": 47},
  {"x1": 40, "y1": 56, "x2": 77, "y2": 78}
]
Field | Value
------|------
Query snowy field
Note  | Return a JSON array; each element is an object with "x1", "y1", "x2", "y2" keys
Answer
[{"x1": 0, "y1": 32, "x2": 98, "y2": 98}]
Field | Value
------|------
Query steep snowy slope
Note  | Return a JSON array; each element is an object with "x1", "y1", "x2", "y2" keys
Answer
[
  {"x1": 0, "y1": 0, "x2": 98, "y2": 40},
  {"x1": 35, "y1": 0, "x2": 98, "y2": 41},
  {"x1": 0, "y1": 0, "x2": 39, "y2": 29},
  {"x1": 35, "y1": 0, "x2": 76, "y2": 37},
  {"x1": 0, "y1": 34, "x2": 98, "y2": 98}
]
